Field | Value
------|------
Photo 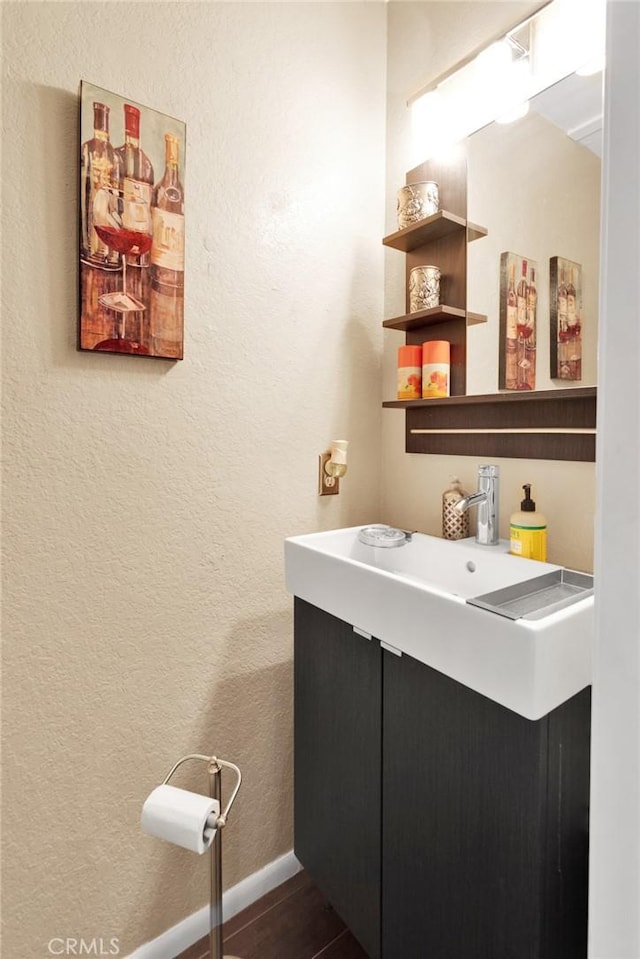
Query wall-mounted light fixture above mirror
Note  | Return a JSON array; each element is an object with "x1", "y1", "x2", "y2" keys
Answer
[{"x1": 410, "y1": 0, "x2": 606, "y2": 166}]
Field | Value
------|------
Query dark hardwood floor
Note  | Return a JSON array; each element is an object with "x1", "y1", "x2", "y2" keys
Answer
[{"x1": 177, "y1": 870, "x2": 369, "y2": 959}]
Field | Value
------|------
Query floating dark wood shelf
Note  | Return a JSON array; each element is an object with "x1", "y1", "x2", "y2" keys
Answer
[
  {"x1": 383, "y1": 387, "x2": 597, "y2": 461},
  {"x1": 383, "y1": 387, "x2": 596, "y2": 409},
  {"x1": 382, "y1": 211, "x2": 487, "y2": 253},
  {"x1": 383, "y1": 306, "x2": 487, "y2": 332}
]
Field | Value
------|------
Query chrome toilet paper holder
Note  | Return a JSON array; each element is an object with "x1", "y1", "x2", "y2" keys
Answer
[{"x1": 162, "y1": 753, "x2": 242, "y2": 959}]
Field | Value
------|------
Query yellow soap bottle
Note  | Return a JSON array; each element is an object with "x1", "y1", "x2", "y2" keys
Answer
[{"x1": 510, "y1": 484, "x2": 547, "y2": 561}]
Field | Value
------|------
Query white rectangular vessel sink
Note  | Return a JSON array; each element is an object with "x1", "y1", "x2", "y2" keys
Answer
[{"x1": 285, "y1": 525, "x2": 593, "y2": 720}]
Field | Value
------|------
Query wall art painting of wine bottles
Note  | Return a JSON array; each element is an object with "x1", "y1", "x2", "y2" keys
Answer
[
  {"x1": 79, "y1": 81, "x2": 186, "y2": 359},
  {"x1": 498, "y1": 251, "x2": 538, "y2": 391},
  {"x1": 550, "y1": 256, "x2": 583, "y2": 381}
]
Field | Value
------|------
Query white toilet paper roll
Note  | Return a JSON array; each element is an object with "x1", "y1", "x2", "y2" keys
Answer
[{"x1": 141, "y1": 784, "x2": 220, "y2": 855}]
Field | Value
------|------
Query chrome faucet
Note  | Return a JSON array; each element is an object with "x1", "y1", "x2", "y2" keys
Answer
[{"x1": 455, "y1": 465, "x2": 500, "y2": 546}]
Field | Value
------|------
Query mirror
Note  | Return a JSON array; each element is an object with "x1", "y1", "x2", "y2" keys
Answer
[{"x1": 466, "y1": 69, "x2": 603, "y2": 394}]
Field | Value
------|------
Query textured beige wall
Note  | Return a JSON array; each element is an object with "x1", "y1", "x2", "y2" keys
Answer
[
  {"x1": 1, "y1": 2, "x2": 386, "y2": 955},
  {"x1": 383, "y1": 1, "x2": 597, "y2": 573}
]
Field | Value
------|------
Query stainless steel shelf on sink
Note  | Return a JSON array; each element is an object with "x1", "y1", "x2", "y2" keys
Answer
[{"x1": 467, "y1": 569, "x2": 594, "y2": 621}]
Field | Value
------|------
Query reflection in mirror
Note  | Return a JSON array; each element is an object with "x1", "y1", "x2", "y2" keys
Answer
[{"x1": 466, "y1": 69, "x2": 603, "y2": 395}]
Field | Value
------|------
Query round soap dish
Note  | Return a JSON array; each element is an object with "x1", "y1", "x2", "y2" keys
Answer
[{"x1": 358, "y1": 525, "x2": 413, "y2": 548}]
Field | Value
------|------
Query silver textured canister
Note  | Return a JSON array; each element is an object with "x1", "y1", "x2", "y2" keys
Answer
[
  {"x1": 409, "y1": 265, "x2": 441, "y2": 312},
  {"x1": 442, "y1": 477, "x2": 470, "y2": 541},
  {"x1": 397, "y1": 181, "x2": 439, "y2": 229}
]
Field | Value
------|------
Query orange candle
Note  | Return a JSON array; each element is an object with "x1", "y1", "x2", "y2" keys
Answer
[
  {"x1": 422, "y1": 340, "x2": 450, "y2": 398},
  {"x1": 397, "y1": 345, "x2": 422, "y2": 400}
]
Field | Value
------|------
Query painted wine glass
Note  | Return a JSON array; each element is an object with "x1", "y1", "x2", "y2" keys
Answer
[
  {"x1": 516, "y1": 317, "x2": 534, "y2": 389},
  {"x1": 92, "y1": 185, "x2": 153, "y2": 353}
]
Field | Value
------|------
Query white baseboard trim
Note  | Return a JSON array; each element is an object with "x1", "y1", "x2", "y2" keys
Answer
[{"x1": 125, "y1": 850, "x2": 301, "y2": 959}]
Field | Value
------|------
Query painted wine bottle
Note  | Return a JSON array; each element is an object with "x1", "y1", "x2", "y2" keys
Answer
[
  {"x1": 115, "y1": 104, "x2": 155, "y2": 270},
  {"x1": 80, "y1": 101, "x2": 119, "y2": 269},
  {"x1": 149, "y1": 133, "x2": 185, "y2": 358}
]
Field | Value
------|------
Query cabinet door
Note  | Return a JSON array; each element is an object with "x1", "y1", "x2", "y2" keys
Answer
[
  {"x1": 294, "y1": 599, "x2": 381, "y2": 959},
  {"x1": 382, "y1": 650, "x2": 548, "y2": 959},
  {"x1": 541, "y1": 686, "x2": 591, "y2": 959}
]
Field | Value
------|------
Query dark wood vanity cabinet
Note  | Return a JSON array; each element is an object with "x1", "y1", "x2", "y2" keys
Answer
[{"x1": 294, "y1": 598, "x2": 591, "y2": 959}]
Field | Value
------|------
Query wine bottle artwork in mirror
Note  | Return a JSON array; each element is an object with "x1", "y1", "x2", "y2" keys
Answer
[
  {"x1": 498, "y1": 251, "x2": 537, "y2": 391},
  {"x1": 550, "y1": 256, "x2": 582, "y2": 381},
  {"x1": 79, "y1": 81, "x2": 186, "y2": 360}
]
